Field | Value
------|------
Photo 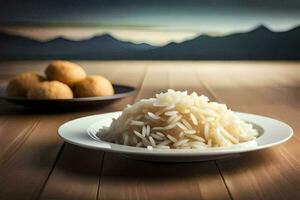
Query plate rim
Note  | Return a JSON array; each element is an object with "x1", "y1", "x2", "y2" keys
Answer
[
  {"x1": 58, "y1": 111, "x2": 293, "y2": 156},
  {"x1": 0, "y1": 83, "x2": 137, "y2": 102}
]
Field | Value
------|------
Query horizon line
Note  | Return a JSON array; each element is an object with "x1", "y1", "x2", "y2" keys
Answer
[{"x1": 0, "y1": 23, "x2": 299, "y2": 47}]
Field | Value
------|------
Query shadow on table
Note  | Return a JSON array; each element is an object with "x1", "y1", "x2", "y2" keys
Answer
[
  {"x1": 27, "y1": 143, "x2": 103, "y2": 177},
  {"x1": 31, "y1": 142, "x2": 276, "y2": 179},
  {"x1": 0, "y1": 99, "x2": 119, "y2": 115},
  {"x1": 101, "y1": 150, "x2": 271, "y2": 178},
  {"x1": 94, "y1": 150, "x2": 281, "y2": 199},
  {"x1": 20, "y1": 142, "x2": 284, "y2": 200}
]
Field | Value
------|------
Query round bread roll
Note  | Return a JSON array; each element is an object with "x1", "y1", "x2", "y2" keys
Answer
[
  {"x1": 73, "y1": 75, "x2": 114, "y2": 97},
  {"x1": 45, "y1": 60, "x2": 86, "y2": 86},
  {"x1": 6, "y1": 72, "x2": 45, "y2": 97},
  {"x1": 27, "y1": 81, "x2": 73, "y2": 99}
]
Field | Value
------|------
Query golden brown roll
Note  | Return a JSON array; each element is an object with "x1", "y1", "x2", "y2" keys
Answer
[
  {"x1": 45, "y1": 60, "x2": 86, "y2": 86},
  {"x1": 27, "y1": 81, "x2": 73, "y2": 99},
  {"x1": 73, "y1": 75, "x2": 114, "y2": 97},
  {"x1": 6, "y1": 72, "x2": 45, "y2": 97}
]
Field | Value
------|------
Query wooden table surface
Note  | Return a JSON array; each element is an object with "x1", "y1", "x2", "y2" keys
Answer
[{"x1": 0, "y1": 61, "x2": 299, "y2": 200}]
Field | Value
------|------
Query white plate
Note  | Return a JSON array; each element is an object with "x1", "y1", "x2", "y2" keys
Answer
[{"x1": 58, "y1": 111, "x2": 293, "y2": 162}]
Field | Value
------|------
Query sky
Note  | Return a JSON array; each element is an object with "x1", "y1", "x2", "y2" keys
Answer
[{"x1": 0, "y1": 0, "x2": 300, "y2": 45}]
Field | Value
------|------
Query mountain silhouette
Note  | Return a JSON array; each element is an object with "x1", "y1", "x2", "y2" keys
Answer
[
  {"x1": 136, "y1": 25, "x2": 300, "y2": 60},
  {"x1": 0, "y1": 25, "x2": 300, "y2": 60},
  {"x1": 0, "y1": 33, "x2": 155, "y2": 59}
]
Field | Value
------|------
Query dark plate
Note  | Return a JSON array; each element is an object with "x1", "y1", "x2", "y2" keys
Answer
[{"x1": 0, "y1": 83, "x2": 136, "y2": 110}]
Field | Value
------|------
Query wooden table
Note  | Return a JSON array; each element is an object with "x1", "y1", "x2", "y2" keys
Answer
[{"x1": 0, "y1": 61, "x2": 299, "y2": 200}]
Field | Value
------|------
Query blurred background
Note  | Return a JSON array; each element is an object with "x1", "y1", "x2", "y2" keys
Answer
[{"x1": 0, "y1": 0, "x2": 300, "y2": 60}]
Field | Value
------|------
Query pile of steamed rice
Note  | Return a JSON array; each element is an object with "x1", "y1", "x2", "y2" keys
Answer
[{"x1": 98, "y1": 90, "x2": 259, "y2": 150}]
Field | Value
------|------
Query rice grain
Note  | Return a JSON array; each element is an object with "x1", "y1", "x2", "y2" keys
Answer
[
  {"x1": 156, "y1": 132, "x2": 165, "y2": 137},
  {"x1": 181, "y1": 118, "x2": 193, "y2": 130},
  {"x1": 99, "y1": 89, "x2": 258, "y2": 150},
  {"x1": 166, "y1": 134, "x2": 177, "y2": 143},
  {"x1": 133, "y1": 130, "x2": 144, "y2": 139},
  {"x1": 149, "y1": 136, "x2": 156, "y2": 146},
  {"x1": 147, "y1": 112, "x2": 160, "y2": 120},
  {"x1": 131, "y1": 120, "x2": 145, "y2": 126},
  {"x1": 190, "y1": 113, "x2": 198, "y2": 125},
  {"x1": 174, "y1": 139, "x2": 189, "y2": 147},
  {"x1": 165, "y1": 111, "x2": 178, "y2": 116}
]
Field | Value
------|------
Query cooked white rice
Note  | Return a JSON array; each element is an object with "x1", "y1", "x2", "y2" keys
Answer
[{"x1": 98, "y1": 90, "x2": 259, "y2": 149}]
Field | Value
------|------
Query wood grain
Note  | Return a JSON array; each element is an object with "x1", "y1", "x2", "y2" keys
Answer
[
  {"x1": 0, "y1": 61, "x2": 299, "y2": 200},
  {"x1": 40, "y1": 63, "x2": 147, "y2": 200},
  {"x1": 0, "y1": 114, "x2": 70, "y2": 200},
  {"x1": 195, "y1": 64, "x2": 300, "y2": 200},
  {"x1": 98, "y1": 66, "x2": 231, "y2": 200}
]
